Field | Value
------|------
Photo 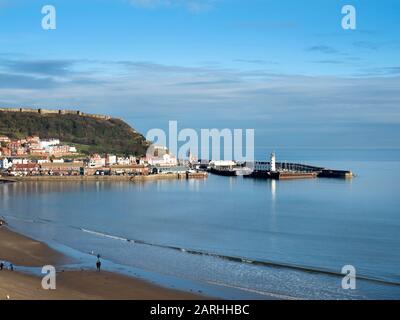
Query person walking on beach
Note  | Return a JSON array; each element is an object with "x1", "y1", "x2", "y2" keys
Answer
[
  {"x1": 9, "y1": 263, "x2": 14, "y2": 271},
  {"x1": 0, "y1": 261, "x2": 4, "y2": 270},
  {"x1": 96, "y1": 255, "x2": 101, "y2": 272}
]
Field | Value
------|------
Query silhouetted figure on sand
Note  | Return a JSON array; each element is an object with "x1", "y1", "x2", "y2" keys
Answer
[{"x1": 96, "y1": 255, "x2": 101, "y2": 272}]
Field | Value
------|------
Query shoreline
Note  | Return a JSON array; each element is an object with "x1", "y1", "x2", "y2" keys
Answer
[
  {"x1": 0, "y1": 172, "x2": 208, "y2": 183},
  {"x1": 0, "y1": 225, "x2": 205, "y2": 300}
]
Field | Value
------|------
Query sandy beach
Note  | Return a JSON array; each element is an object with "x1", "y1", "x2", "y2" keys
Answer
[{"x1": 0, "y1": 226, "x2": 203, "y2": 300}]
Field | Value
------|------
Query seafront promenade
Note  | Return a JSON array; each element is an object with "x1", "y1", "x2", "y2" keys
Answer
[{"x1": 0, "y1": 172, "x2": 208, "y2": 183}]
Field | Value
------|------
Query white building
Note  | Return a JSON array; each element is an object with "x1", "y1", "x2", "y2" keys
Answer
[
  {"x1": 116, "y1": 157, "x2": 130, "y2": 166},
  {"x1": 209, "y1": 160, "x2": 236, "y2": 169},
  {"x1": 0, "y1": 158, "x2": 12, "y2": 169},
  {"x1": 106, "y1": 154, "x2": 117, "y2": 166},
  {"x1": 0, "y1": 136, "x2": 10, "y2": 143},
  {"x1": 51, "y1": 159, "x2": 64, "y2": 164},
  {"x1": 129, "y1": 156, "x2": 137, "y2": 164},
  {"x1": 39, "y1": 139, "x2": 60, "y2": 150},
  {"x1": 37, "y1": 159, "x2": 50, "y2": 164},
  {"x1": 147, "y1": 153, "x2": 177, "y2": 167},
  {"x1": 89, "y1": 155, "x2": 106, "y2": 168},
  {"x1": 12, "y1": 158, "x2": 29, "y2": 165},
  {"x1": 149, "y1": 145, "x2": 168, "y2": 156}
]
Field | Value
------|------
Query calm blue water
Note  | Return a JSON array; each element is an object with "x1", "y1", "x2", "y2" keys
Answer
[{"x1": 1, "y1": 149, "x2": 400, "y2": 299}]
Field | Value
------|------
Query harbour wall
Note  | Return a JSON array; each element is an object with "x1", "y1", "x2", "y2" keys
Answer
[
  {"x1": 1, "y1": 172, "x2": 207, "y2": 183},
  {"x1": 246, "y1": 162, "x2": 353, "y2": 180}
]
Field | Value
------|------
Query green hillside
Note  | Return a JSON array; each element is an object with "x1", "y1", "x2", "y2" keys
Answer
[{"x1": 0, "y1": 110, "x2": 149, "y2": 156}]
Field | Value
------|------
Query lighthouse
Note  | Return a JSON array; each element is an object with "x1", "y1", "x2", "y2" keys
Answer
[{"x1": 270, "y1": 152, "x2": 276, "y2": 172}]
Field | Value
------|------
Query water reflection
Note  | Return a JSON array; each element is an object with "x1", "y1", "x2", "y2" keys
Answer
[{"x1": 270, "y1": 179, "x2": 276, "y2": 203}]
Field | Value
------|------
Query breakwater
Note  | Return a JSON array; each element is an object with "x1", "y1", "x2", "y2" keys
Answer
[{"x1": 246, "y1": 161, "x2": 353, "y2": 180}]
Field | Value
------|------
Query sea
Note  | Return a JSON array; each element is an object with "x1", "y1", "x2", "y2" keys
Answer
[{"x1": 1, "y1": 148, "x2": 399, "y2": 299}]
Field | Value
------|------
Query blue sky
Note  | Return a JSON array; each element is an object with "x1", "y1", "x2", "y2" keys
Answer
[{"x1": 0, "y1": 0, "x2": 400, "y2": 153}]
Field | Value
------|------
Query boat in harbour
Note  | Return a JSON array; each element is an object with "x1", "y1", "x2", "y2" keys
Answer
[{"x1": 208, "y1": 160, "x2": 252, "y2": 176}]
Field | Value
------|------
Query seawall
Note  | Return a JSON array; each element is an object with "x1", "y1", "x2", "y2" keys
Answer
[{"x1": 2, "y1": 172, "x2": 207, "y2": 183}]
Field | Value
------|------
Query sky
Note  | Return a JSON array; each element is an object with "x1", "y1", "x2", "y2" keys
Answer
[{"x1": 0, "y1": 0, "x2": 399, "y2": 156}]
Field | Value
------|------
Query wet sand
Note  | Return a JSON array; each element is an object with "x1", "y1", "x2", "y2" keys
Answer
[
  {"x1": 0, "y1": 227, "x2": 72, "y2": 266},
  {"x1": 0, "y1": 226, "x2": 204, "y2": 300}
]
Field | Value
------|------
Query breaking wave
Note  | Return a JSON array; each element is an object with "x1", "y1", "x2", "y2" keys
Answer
[{"x1": 78, "y1": 226, "x2": 400, "y2": 287}]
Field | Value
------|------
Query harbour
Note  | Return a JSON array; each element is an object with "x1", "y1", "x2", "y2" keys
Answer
[
  {"x1": 205, "y1": 153, "x2": 353, "y2": 180},
  {"x1": 1, "y1": 153, "x2": 399, "y2": 300}
]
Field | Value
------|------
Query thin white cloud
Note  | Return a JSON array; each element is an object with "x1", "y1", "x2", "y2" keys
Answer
[
  {"x1": 2, "y1": 56, "x2": 400, "y2": 150},
  {"x1": 1, "y1": 57, "x2": 400, "y2": 126}
]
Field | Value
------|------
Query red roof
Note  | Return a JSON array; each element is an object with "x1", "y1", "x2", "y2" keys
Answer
[{"x1": 13, "y1": 163, "x2": 39, "y2": 169}]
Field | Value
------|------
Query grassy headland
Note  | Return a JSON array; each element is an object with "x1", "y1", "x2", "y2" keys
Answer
[{"x1": 0, "y1": 110, "x2": 149, "y2": 156}]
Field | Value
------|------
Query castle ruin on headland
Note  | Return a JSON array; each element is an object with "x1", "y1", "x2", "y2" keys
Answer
[{"x1": 0, "y1": 107, "x2": 112, "y2": 121}]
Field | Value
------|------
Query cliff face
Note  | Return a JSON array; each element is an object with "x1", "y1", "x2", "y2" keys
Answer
[{"x1": 0, "y1": 109, "x2": 149, "y2": 156}]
